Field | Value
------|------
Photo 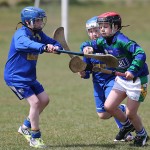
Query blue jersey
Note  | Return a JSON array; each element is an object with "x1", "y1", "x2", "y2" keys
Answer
[
  {"x1": 80, "y1": 40, "x2": 115, "y2": 83},
  {"x1": 80, "y1": 40, "x2": 115, "y2": 113},
  {"x1": 4, "y1": 26, "x2": 62, "y2": 86}
]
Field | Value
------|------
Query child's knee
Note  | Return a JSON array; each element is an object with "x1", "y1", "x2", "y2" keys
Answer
[
  {"x1": 126, "y1": 111, "x2": 136, "y2": 120},
  {"x1": 97, "y1": 112, "x2": 111, "y2": 119},
  {"x1": 42, "y1": 96, "x2": 50, "y2": 106}
]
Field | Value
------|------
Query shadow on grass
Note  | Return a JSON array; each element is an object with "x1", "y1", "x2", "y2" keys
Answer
[
  {"x1": 45, "y1": 142, "x2": 150, "y2": 149},
  {"x1": 46, "y1": 143, "x2": 118, "y2": 149}
]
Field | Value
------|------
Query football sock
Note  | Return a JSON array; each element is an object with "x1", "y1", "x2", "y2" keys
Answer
[
  {"x1": 114, "y1": 117, "x2": 123, "y2": 128},
  {"x1": 136, "y1": 127, "x2": 146, "y2": 136},
  {"x1": 23, "y1": 117, "x2": 31, "y2": 129},
  {"x1": 114, "y1": 104, "x2": 126, "y2": 128},
  {"x1": 31, "y1": 130, "x2": 41, "y2": 138},
  {"x1": 121, "y1": 118, "x2": 131, "y2": 127}
]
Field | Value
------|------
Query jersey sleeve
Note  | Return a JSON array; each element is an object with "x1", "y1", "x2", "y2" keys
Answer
[
  {"x1": 14, "y1": 33, "x2": 45, "y2": 54},
  {"x1": 80, "y1": 41, "x2": 92, "y2": 63},
  {"x1": 80, "y1": 41, "x2": 92, "y2": 79},
  {"x1": 14, "y1": 29, "x2": 63, "y2": 54},
  {"x1": 40, "y1": 32, "x2": 63, "y2": 50},
  {"x1": 122, "y1": 39, "x2": 146, "y2": 77}
]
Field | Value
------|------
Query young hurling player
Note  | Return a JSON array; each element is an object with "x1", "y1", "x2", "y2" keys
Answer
[
  {"x1": 4, "y1": 6, "x2": 62, "y2": 148},
  {"x1": 82, "y1": 12, "x2": 149, "y2": 147},
  {"x1": 78, "y1": 16, "x2": 133, "y2": 142}
]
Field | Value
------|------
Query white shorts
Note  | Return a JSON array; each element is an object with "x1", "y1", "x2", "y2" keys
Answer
[{"x1": 112, "y1": 75, "x2": 149, "y2": 102}]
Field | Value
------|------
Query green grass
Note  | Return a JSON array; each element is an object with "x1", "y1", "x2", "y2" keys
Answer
[{"x1": 0, "y1": 1, "x2": 150, "y2": 150}]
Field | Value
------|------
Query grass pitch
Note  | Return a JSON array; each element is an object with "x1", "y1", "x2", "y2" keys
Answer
[{"x1": 0, "y1": 1, "x2": 150, "y2": 150}]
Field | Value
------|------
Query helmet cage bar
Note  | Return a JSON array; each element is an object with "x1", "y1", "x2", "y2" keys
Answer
[
  {"x1": 98, "y1": 16, "x2": 121, "y2": 23},
  {"x1": 28, "y1": 17, "x2": 47, "y2": 30},
  {"x1": 98, "y1": 21, "x2": 121, "y2": 31}
]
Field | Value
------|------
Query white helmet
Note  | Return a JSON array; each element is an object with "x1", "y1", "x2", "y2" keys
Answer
[{"x1": 86, "y1": 16, "x2": 99, "y2": 31}]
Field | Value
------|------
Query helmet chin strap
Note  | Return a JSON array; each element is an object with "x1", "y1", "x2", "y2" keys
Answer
[{"x1": 15, "y1": 22, "x2": 34, "y2": 31}]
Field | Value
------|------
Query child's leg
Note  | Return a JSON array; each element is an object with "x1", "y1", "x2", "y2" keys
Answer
[
  {"x1": 30, "y1": 130, "x2": 46, "y2": 148},
  {"x1": 126, "y1": 98, "x2": 148, "y2": 146},
  {"x1": 105, "y1": 89, "x2": 135, "y2": 141},
  {"x1": 37, "y1": 91, "x2": 49, "y2": 113},
  {"x1": 26, "y1": 94, "x2": 47, "y2": 148},
  {"x1": 18, "y1": 118, "x2": 31, "y2": 142},
  {"x1": 114, "y1": 104, "x2": 134, "y2": 141},
  {"x1": 114, "y1": 104, "x2": 126, "y2": 128},
  {"x1": 22, "y1": 117, "x2": 31, "y2": 129},
  {"x1": 27, "y1": 94, "x2": 40, "y2": 130}
]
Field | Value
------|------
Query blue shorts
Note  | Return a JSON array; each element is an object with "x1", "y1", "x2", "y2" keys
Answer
[
  {"x1": 8, "y1": 80, "x2": 44, "y2": 100},
  {"x1": 93, "y1": 79, "x2": 114, "y2": 113}
]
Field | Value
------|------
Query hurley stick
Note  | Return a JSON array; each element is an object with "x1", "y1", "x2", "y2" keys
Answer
[
  {"x1": 52, "y1": 27, "x2": 118, "y2": 68},
  {"x1": 53, "y1": 27, "x2": 74, "y2": 58},
  {"x1": 92, "y1": 66, "x2": 125, "y2": 77},
  {"x1": 56, "y1": 49, "x2": 118, "y2": 68}
]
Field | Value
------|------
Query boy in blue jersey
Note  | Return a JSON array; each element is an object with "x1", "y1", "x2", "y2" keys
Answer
[
  {"x1": 4, "y1": 6, "x2": 63, "y2": 148},
  {"x1": 82, "y1": 12, "x2": 149, "y2": 147},
  {"x1": 79, "y1": 16, "x2": 133, "y2": 142}
]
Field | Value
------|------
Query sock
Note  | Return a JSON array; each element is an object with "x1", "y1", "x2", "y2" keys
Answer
[
  {"x1": 118, "y1": 104, "x2": 132, "y2": 128},
  {"x1": 114, "y1": 118, "x2": 123, "y2": 128},
  {"x1": 119, "y1": 104, "x2": 126, "y2": 113},
  {"x1": 121, "y1": 118, "x2": 131, "y2": 127},
  {"x1": 31, "y1": 130, "x2": 41, "y2": 138},
  {"x1": 114, "y1": 104, "x2": 126, "y2": 128},
  {"x1": 23, "y1": 117, "x2": 31, "y2": 129},
  {"x1": 136, "y1": 127, "x2": 147, "y2": 136}
]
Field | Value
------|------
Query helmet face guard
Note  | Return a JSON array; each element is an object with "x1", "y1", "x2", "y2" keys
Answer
[
  {"x1": 98, "y1": 12, "x2": 121, "y2": 29},
  {"x1": 21, "y1": 6, "x2": 47, "y2": 31},
  {"x1": 31, "y1": 17, "x2": 47, "y2": 31}
]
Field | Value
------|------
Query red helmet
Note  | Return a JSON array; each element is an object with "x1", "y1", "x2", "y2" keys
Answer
[{"x1": 98, "y1": 12, "x2": 121, "y2": 29}]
